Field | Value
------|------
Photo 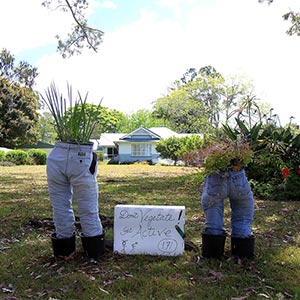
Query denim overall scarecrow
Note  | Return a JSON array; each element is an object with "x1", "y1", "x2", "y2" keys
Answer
[
  {"x1": 200, "y1": 139, "x2": 255, "y2": 259},
  {"x1": 47, "y1": 141, "x2": 105, "y2": 260}
]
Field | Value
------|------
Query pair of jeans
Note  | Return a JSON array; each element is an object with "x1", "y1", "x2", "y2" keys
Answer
[
  {"x1": 201, "y1": 169, "x2": 254, "y2": 238},
  {"x1": 46, "y1": 141, "x2": 103, "y2": 239}
]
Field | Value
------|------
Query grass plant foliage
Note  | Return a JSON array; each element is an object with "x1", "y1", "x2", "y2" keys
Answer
[
  {"x1": 40, "y1": 82, "x2": 102, "y2": 143},
  {"x1": 1, "y1": 165, "x2": 300, "y2": 299}
]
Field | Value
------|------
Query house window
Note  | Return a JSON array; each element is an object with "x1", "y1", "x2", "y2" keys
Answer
[
  {"x1": 131, "y1": 144, "x2": 152, "y2": 157},
  {"x1": 107, "y1": 147, "x2": 118, "y2": 158}
]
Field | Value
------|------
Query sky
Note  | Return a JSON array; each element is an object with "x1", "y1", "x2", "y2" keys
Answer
[{"x1": 1, "y1": 0, "x2": 300, "y2": 126}]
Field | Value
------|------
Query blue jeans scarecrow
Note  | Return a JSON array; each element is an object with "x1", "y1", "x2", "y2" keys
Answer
[
  {"x1": 201, "y1": 168, "x2": 255, "y2": 258},
  {"x1": 47, "y1": 141, "x2": 105, "y2": 260}
]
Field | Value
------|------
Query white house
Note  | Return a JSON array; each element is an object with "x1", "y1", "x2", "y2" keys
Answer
[
  {"x1": 0, "y1": 147, "x2": 11, "y2": 152},
  {"x1": 98, "y1": 126, "x2": 200, "y2": 163}
]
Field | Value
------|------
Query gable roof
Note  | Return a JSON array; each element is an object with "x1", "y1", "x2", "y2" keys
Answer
[
  {"x1": 119, "y1": 126, "x2": 160, "y2": 141},
  {"x1": 98, "y1": 126, "x2": 202, "y2": 147},
  {"x1": 98, "y1": 133, "x2": 124, "y2": 147},
  {"x1": 148, "y1": 127, "x2": 179, "y2": 139}
]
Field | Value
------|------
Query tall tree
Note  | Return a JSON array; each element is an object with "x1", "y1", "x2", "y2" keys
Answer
[
  {"x1": 154, "y1": 66, "x2": 259, "y2": 135},
  {"x1": 42, "y1": 0, "x2": 104, "y2": 58},
  {"x1": 154, "y1": 90, "x2": 206, "y2": 133},
  {"x1": 153, "y1": 66, "x2": 226, "y2": 134},
  {"x1": 0, "y1": 78, "x2": 39, "y2": 148},
  {"x1": 0, "y1": 50, "x2": 40, "y2": 147},
  {"x1": 0, "y1": 49, "x2": 38, "y2": 88},
  {"x1": 89, "y1": 106, "x2": 121, "y2": 137},
  {"x1": 38, "y1": 111, "x2": 57, "y2": 144},
  {"x1": 259, "y1": 0, "x2": 300, "y2": 36},
  {"x1": 117, "y1": 109, "x2": 165, "y2": 133}
]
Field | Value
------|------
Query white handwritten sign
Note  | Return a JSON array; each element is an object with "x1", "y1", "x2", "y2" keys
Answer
[{"x1": 113, "y1": 205, "x2": 185, "y2": 256}]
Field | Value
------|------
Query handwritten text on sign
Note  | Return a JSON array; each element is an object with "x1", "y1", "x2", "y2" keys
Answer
[{"x1": 114, "y1": 205, "x2": 185, "y2": 256}]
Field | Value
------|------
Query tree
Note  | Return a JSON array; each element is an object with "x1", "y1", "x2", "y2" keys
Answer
[
  {"x1": 154, "y1": 90, "x2": 206, "y2": 133},
  {"x1": 0, "y1": 78, "x2": 39, "y2": 148},
  {"x1": 185, "y1": 66, "x2": 226, "y2": 130},
  {"x1": 0, "y1": 49, "x2": 40, "y2": 147},
  {"x1": 155, "y1": 135, "x2": 203, "y2": 166},
  {"x1": 0, "y1": 48, "x2": 38, "y2": 88},
  {"x1": 259, "y1": 0, "x2": 300, "y2": 37},
  {"x1": 89, "y1": 106, "x2": 121, "y2": 137},
  {"x1": 154, "y1": 66, "x2": 263, "y2": 135},
  {"x1": 154, "y1": 66, "x2": 227, "y2": 135},
  {"x1": 283, "y1": 11, "x2": 300, "y2": 36},
  {"x1": 42, "y1": 0, "x2": 104, "y2": 58},
  {"x1": 180, "y1": 68, "x2": 198, "y2": 84},
  {"x1": 38, "y1": 111, "x2": 57, "y2": 144},
  {"x1": 117, "y1": 109, "x2": 165, "y2": 133},
  {"x1": 155, "y1": 136, "x2": 186, "y2": 166}
]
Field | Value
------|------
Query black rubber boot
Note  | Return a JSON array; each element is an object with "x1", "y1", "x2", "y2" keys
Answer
[
  {"x1": 231, "y1": 235, "x2": 255, "y2": 259},
  {"x1": 51, "y1": 233, "x2": 76, "y2": 257},
  {"x1": 80, "y1": 232, "x2": 105, "y2": 260},
  {"x1": 201, "y1": 233, "x2": 226, "y2": 258}
]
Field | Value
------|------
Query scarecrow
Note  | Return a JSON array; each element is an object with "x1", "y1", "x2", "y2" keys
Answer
[
  {"x1": 40, "y1": 83, "x2": 105, "y2": 260},
  {"x1": 200, "y1": 136, "x2": 255, "y2": 259}
]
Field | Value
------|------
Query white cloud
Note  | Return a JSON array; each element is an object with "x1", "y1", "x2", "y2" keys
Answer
[
  {"x1": 2, "y1": 0, "x2": 300, "y2": 125},
  {"x1": 156, "y1": 0, "x2": 182, "y2": 18},
  {"x1": 0, "y1": 0, "x2": 71, "y2": 54},
  {"x1": 99, "y1": 1, "x2": 117, "y2": 9}
]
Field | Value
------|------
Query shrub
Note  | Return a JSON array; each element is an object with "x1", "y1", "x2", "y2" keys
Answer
[
  {"x1": 27, "y1": 149, "x2": 47, "y2": 165},
  {"x1": 222, "y1": 115, "x2": 300, "y2": 201},
  {"x1": 0, "y1": 160, "x2": 15, "y2": 166},
  {"x1": 95, "y1": 151, "x2": 104, "y2": 161},
  {"x1": 5, "y1": 150, "x2": 29, "y2": 165},
  {"x1": 0, "y1": 150, "x2": 5, "y2": 162},
  {"x1": 155, "y1": 136, "x2": 186, "y2": 166}
]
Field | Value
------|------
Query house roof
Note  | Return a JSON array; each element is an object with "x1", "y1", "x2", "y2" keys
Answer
[
  {"x1": 98, "y1": 126, "x2": 202, "y2": 147},
  {"x1": 148, "y1": 127, "x2": 179, "y2": 139},
  {"x1": 119, "y1": 126, "x2": 161, "y2": 141},
  {"x1": 0, "y1": 147, "x2": 12, "y2": 153},
  {"x1": 98, "y1": 133, "x2": 124, "y2": 147},
  {"x1": 149, "y1": 127, "x2": 201, "y2": 139}
]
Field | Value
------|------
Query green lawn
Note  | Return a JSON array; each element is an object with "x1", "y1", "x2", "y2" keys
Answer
[{"x1": 0, "y1": 165, "x2": 299, "y2": 300}]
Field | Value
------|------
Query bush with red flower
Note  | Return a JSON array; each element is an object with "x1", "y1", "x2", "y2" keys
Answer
[{"x1": 282, "y1": 167, "x2": 290, "y2": 179}]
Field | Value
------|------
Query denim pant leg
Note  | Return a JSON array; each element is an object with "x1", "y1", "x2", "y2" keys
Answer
[
  {"x1": 47, "y1": 148, "x2": 75, "y2": 239},
  {"x1": 68, "y1": 148, "x2": 103, "y2": 237},
  {"x1": 229, "y1": 170, "x2": 254, "y2": 238},
  {"x1": 201, "y1": 174, "x2": 227, "y2": 235}
]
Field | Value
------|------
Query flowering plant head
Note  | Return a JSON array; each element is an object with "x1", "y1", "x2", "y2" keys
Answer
[
  {"x1": 282, "y1": 167, "x2": 290, "y2": 179},
  {"x1": 199, "y1": 138, "x2": 253, "y2": 174}
]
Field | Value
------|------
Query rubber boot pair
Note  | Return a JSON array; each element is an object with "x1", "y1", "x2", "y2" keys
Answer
[
  {"x1": 201, "y1": 233, "x2": 255, "y2": 259},
  {"x1": 51, "y1": 232, "x2": 105, "y2": 260}
]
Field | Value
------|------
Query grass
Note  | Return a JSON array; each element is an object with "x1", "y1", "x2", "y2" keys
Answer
[{"x1": 1, "y1": 164, "x2": 300, "y2": 300}]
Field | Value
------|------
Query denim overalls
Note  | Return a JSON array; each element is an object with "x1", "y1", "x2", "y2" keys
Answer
[
  {"x1": 201, "y1": 168, "x2": 254, "y2": 238},
  {"x1": 46, "y1": 141, "x2": 103, "y2": 239}
]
